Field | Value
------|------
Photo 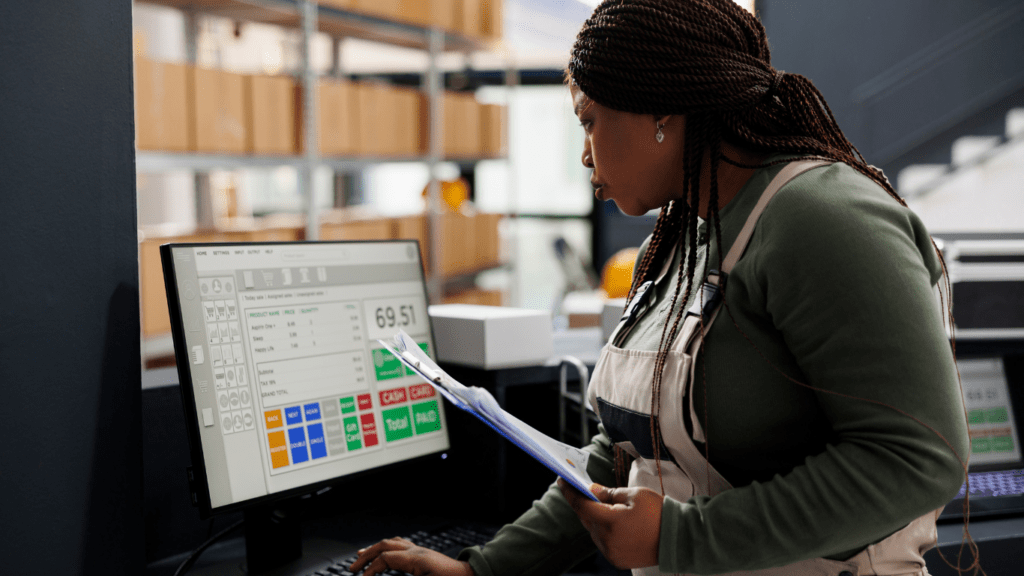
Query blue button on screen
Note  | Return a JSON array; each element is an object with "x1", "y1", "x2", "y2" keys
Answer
[
  {"x1": 307, "y1": 423, "x2": 327, "y2": 459},
  {"x1": 285, "y1": 406, "x2": 303, "y2": 425},
  {"x1": 304, "y1": 402, "x2": 322, "y2": 421},
  {"x1": 288, "y1": 427, "x2": 309, "y2": 464}
]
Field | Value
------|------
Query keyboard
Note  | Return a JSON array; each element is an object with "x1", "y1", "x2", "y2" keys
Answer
[
  {"x1": 957, "y1": 469, "x2": 1024, "y2": 499},
  {"x1": 307, "y1": 525, "x2": 496, "y2": 576}
]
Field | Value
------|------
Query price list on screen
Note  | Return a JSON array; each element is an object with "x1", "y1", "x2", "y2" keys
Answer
[
  {"x1": 247, "y1": 301, "x2": 370, "y2": 407},
  {"x1": 246, "y1": 301, "x2": 364, "y2": 364}
]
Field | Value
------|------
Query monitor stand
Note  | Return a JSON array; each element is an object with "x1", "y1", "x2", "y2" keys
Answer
[{"x1": 190, "y1": 502, "x2": 356, "y2": 576}]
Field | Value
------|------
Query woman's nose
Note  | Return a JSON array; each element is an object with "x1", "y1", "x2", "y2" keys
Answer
[{"x1": 582, "y1": 138, "x2": 594, "y2": 168}]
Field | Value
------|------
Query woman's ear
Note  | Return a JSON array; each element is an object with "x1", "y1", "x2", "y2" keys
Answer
[{"x1": 655, "y1": 114, "x2": 672, "y2": 128}]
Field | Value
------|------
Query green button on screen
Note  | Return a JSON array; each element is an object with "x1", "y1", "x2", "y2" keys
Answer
[
  {"x1": 382, "y1": 406, "x2": 414, "y2": 442},
  {"x1": 972, "y1": 438, "x2": 991, "y2": 453},
  {"x1": 373, "y1": 348, "x2": 405, "y2": 381},
  {"x1": 985, "y1": 407, "x2": 1009, "y2": 424},
  {"x1": 344, "y1": 416, "x2": 362, "y2": 451},
  {"x1": 412, "y1": 400, "x2": 442, "y2": 434},
  {"x1": 992, "y1": 436, "x2": 1015, "y2": 452},
  {"x1": 968, "y1": 410, "x2": 984, "y2": 425},
  {"x1": 339, "y1": 396, "x2": 356, "y2": 414}
]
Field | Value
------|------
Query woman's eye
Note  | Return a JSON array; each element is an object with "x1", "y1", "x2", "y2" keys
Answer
[{"x1": 579, "y1": 120, "x2": 592, "y2": 131}]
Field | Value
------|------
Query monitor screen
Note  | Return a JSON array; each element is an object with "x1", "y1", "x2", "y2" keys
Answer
[
  {"x1": 941, "y1": 356, "x2": 1024, "y2": 520},
  {"x1": 161, "y1": 241, "x2": 449, "y2": 515}
]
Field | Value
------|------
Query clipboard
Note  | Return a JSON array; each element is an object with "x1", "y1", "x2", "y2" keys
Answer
[{"x1": 378, "y1": 330, "x2": 599, "y2": 501}]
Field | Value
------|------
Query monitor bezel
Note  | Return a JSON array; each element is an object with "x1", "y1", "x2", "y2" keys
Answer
[{"x1": 160, "y1": 239, "x2": 448, "y2": 519}]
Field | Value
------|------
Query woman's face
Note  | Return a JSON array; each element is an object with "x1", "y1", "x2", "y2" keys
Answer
[{"x1": 571, "y1": 83, "x2": 684, "y2": 216}]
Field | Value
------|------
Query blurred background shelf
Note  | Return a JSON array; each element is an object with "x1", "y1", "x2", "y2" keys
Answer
[{"x1": 136, "y1": 151, "x2": 507, "y2": 171}]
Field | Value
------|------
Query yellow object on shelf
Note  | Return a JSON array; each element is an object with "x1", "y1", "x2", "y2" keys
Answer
[
  {"x1": 422, "y1": 178, "x2": 470, "y2": 212},
  {"x1": 601, "y1": 247, "x2": 639, "y2": 299}
]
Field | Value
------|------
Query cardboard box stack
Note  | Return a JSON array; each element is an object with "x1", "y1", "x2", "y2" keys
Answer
[{"x1": 189, "y1": 66, "x2": 247, "y2": 153}]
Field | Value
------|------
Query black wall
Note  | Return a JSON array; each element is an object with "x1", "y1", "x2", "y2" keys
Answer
[
  {"x1": 0, "y1": 2, "x2": 142, "y2": 574},
  {"x1": 758, "y1": 0, "x2": 1024, "y2": 176}
]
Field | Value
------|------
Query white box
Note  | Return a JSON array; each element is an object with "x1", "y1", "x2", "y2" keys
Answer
[
  {"x1": 428, "y1": 304, "x2": 553, "y2": 369},
  {"x1": 601, "y1": 298, "x2": 627, "y2": 343}
]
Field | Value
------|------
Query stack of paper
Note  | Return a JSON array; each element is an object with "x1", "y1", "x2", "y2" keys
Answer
[{"x1": 378, "y1": 330, "x2": 598, "y2": 501}]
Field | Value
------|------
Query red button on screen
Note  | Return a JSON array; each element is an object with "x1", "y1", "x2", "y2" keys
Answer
[
  {"x1": 409, "y1": 384, "x2": 435, "y2": 400},
  {"x1": 379, "y1": 387, "x2": 407, "y2": 406},
  {"x1": 360, "y1": 412, "x2": 377, "y2": 435},
  {"x1": 357, "y1": 394, "x2": 373, "y2": 410}
]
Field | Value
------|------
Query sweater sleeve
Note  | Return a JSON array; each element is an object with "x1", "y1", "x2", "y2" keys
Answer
[
  {"x1": 657, "y1": 164, "x2": 969, "y2": 573},
  {"x1": 457, "y1": 425, "x2": 618, "y2": 576}
]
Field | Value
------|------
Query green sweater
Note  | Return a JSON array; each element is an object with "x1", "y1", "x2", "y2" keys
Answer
[{"x1": 459, "y1": 157, "x2": 969, "y2": 575}]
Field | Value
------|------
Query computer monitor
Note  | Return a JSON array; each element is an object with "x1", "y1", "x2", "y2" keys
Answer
[
  {"x1": 160, "y1": 240, "x2": 450, "y2": 571},
  {"x1": 941, "y1": 356, "x2": 1024, "y2": 520}
]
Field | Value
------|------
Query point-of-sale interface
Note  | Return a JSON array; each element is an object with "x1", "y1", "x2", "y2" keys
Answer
[{"x1": 164, "y1": 241, "x2": 449, "y2": 510}]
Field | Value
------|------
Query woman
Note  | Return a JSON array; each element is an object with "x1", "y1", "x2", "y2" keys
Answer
[{"x1": 351, "y1": 1, "x2": 970, "y2": 575}]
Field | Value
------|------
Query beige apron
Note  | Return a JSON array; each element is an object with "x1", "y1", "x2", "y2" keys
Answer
[{"x1": 586, "y1": 160, "x2": 940, "y2": 576}]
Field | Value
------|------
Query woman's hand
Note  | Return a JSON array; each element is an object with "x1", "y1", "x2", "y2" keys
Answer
[
  {"x1": 557, "y1": 478, "x2": 663, "y2": 569},
  {"x1": 348, "y1": 537, "x2": 475, "y2": 576}
]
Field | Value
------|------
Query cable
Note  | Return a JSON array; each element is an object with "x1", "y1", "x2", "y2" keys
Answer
[{"x1": 172, "y1": 518, "x2": 245, "y2": 576}]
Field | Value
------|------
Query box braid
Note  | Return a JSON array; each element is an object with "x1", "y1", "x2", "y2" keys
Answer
[{"x1": 571, "y1": 1, "x2": 979, "y2": 572}]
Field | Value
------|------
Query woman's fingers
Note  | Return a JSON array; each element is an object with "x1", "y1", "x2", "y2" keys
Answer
[
  {"x1": 349, "y1": 537, "x2": 413, "y2": 574},
  {"x1": 348, "y1": 537, "x2": 475, "y2": 576}
]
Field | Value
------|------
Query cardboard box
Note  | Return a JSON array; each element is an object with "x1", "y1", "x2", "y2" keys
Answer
[
  {"x1": 431, "y1": 0, "x2": 459, "y2": 32},
  {"x1": 458, "y1": 0, "x2": 483, "y2": 38},
  {"x1": 189, "y1": 67, "x2": 247, "y2": 153},
  {"x1": 437, "y1": 212, "x2": 476, "y2": 275},
  {"x1": 428, "y1": 304, "x2": 553, "y2": 369},
  {"x1": 443, "y1": 92, "x2": 480, "y2": 158},
  {"x1": 393, "y1": 214, "x2": 429, "y2": 267},
  {"x1": 475, "y1": 212, "x2": 502, "y2": 267},
  {"x1": 442, "y1": 289, "x2": 502, "y2": 306},
  {"x1": 297, "y1": 79, "x2": 356, "y2": 156},
  {"x1": 134, "y1": 57, "x2": 189, "y2": 151},
  {"x1": 480, "y1": 103, "x2": 505, "y2": 156},
  {"x1": 396, "y1": 0, "x2": 430, "y2": 26},
  {"x1": 245, "y1": 74, "x2": 296, "y2": 155},
  {"x1": 353, "y1": 0, "x2": 400, "y2": 20},
  {"x1": 481, "y1": 0, "x2": 503, "y2": 40},
  {"x1": 355, "y1": 82, "x2": 383, "y2": 156},
  {"x1": 139, "y1": 238, "x2": 171, "y2": 337},
  {"x1": 390, "y1": 86, "x2": 423, "y2": 156}
]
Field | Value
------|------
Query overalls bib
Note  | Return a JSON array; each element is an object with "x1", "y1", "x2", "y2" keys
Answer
[{"x1": 587, "y1": 160, "x2": 940, "y2": 576}]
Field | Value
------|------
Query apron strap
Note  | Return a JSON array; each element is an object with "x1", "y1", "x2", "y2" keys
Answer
[
  {"x1": 677, "y1": 159, "x2": 833, "y2": 443},
  {"x1": 719, "y1": 158, "x2": 833, "y2": 275}
]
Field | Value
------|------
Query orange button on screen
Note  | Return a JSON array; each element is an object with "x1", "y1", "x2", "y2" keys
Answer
[
  {"x1": 268, "y1": 430, "x2": 289, "y2": 469},
  {"x1": 265, "y1": 409, "x2": 283, "y2": 429}
]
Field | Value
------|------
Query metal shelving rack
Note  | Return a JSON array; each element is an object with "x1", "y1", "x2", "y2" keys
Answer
[{"x1": 135, "y1": 0, "x2": 515, "y2": 305}]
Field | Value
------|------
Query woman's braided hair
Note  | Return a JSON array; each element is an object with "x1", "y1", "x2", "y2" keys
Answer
[{"x1": 569, "y1": 1, "x2": 980, "y2": 573}]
